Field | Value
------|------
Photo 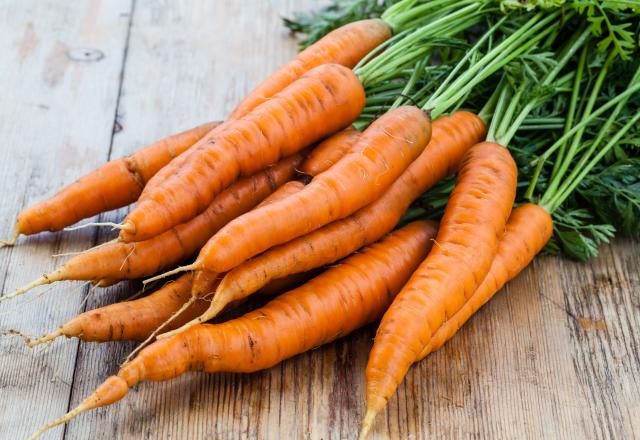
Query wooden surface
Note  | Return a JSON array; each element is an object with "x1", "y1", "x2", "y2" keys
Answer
[{"x1": 0, "y1": 1, "x2": 639, "y2": 439}]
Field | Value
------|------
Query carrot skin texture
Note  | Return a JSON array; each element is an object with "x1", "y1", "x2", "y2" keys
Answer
[
  {"x1": 420, "y1": 203, "x2": 553, "y2": 358},
  {"x1": 123, "y1": 64, "x2": 366, "y2": 242},
  {"x1": 15, "y1": 122, "x2": 217, "y2": 235},
  {"x1": 47, "y1": 267, "x2": 317, "y2": 344},
  {"x1": 190, "y1": 179, "x2": 306, "y2": 296},
  {"x1": 255, "y1": 181, "x2": 305, "y2": 208},
  {"x1": 59, "y1": 274, "x2": 209, "y2": 342},
  {"x1": 229, "y1": 19, "x2": 392, "y2": 119},
  {"x1": 73, "y1": 221, "x2": 438, "y2": 412},
  {"x1": 365, "y1": 142, "x2": 518, "y2": 417},
  {"x1": 212, "y1": 112, "x2": 485, "y2": 308},
  {"x1": 196, "y1": 106, "x2": 432, "y2": 276},
  {"x1": 299, "y1": 126, "x2": 361, "y2": 176},
  {"x1": 49, "y1": 155, "x2": 302, "y2": 283},
  {"x1": 142, "y1": 20, "x2": 388, "y2": 203}
]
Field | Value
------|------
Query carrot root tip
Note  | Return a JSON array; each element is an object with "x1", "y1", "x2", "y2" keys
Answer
[
  {"x1": 0, "y1": 230, "x2": 19, "y2": 248},
  {"x1": 142, "y1": 263, "x2": 198, "y2": 285},
  {"x1": 1, "y1": 274, "x2": 56, "y2": 302},
  {"x1": 0, "y1": 329, "x2": 36, "y2": 345},
  {"x1": 27, "y1": 328, "x2": 64, "y2": 348},
  {"x1": 27, "y1": 400, "x2": 92, "y2": 440},
  {"x1": 52, "y1": 238, "x2": 118, "y2": 257},
  {"x1": 358, "y1": 408, "x2": 378, "y2": 440},
  {"x1": 64, "y1": 221, "x2": 127, "y2": 232}
]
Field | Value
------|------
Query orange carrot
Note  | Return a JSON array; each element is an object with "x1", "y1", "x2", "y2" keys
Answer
[
  {"x1": 418, "y1": 204, "x2": 553, "y2": 358},
  {"x1": 299, "y1": 126, "x2": 361, "y2": 176},
  {"x1": 229, "y1": 19, "x2": 392, "y2": 119},
  {"x1": 30, "y1": 221, "x2": 437, "y2": 437},
  {"x1": 5, "y1": 122, "x2": 217, "y2": 243},
  {"x1": 26, "y1": 265, "x2": 319, "y2": 346},
  {"x1": 120, "y1": 64, "x2": 366, "y2": 242},
  {"x1": 116, "y1": 20, "x2": 387, "y2": 203},
  {"x1": 190, "y1": 106, "x2": 431, "y2": 279},
  {"x1": 255, "y1": 181, "x2": 305, "y2": 207},
  {"x1": 360, "y1": 142, "x2": 518, "y2": 437},
  {"x1": 29, "y1": 274, "x2": 208, "y2": 344},
  {"x1": 189, "y1": 180, "x2": 307, "y2": 302},
  {"x1": 3, "y1": 155, "x2": 302, "y2": 301},
  {"x1": 179, "y1": 112, "x2": 484, "y2": 325}
]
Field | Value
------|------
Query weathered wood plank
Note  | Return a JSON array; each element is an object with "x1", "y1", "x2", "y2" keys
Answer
[{"x1": 0, "y1": 1, "x2": 133, "y2": 438}]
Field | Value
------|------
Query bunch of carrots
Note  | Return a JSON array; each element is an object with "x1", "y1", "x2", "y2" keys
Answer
[{"x1": 1, "y1": 0, "x2": 638, "y2": 438}]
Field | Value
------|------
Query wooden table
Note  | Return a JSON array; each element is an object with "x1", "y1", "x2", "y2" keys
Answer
[{"x1": 1, "y1": 1, "x2": 639, "y2": 439}]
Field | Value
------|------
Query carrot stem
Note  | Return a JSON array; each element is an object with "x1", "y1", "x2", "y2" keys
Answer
[
  {"x1": 546, "y1": 111, "x2": 640, "y2": 212},
  {"x1": 525, "y1": 81, "x2": 640, "y2": 200},
  {"x1": 544, "y1": 49, "x2": 617, "y2": 198},
  {"x1": 548, "y1": 43, "x2": 588, "y2": 180}
]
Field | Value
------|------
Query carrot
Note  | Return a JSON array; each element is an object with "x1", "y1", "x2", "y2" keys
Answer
[
  {"x1": 117, "y1": 20, "x2": 389, "y2": 207},
  {"x1": 2, "y1": 155, "x2": 302, "y2": 301},
  {"x1": 3, "y1": 122, "x2": 218, "y2": 244},
  {"x1": 299, "y1": 125, "x2": 361, "y2": 176},
  {"x1": 120, "y1": 64, "x2": 366, "y2": 242},
  {"x1": 188, "y1": 105, "x2": 431, "y2": 281},
  {"x1": 28, "y1": 274, "x2": 207, "y2": 344},
  {"x1": 187, "y1": 180, "x2": 307, "y2": 304},
  {"x1": 229, "y1": 19, "x2": 392, "y2": 119},
  {"x1": 255, "y1": 180, "x2": 305, "y2": 207},
  {"x1": 418, "y1": 204, "x2": 553, "y2": 358},
  {"x1": 177, "y1": 112, "x2": 484, "y2": 327},
  {"x1": 26, "y1": 264, "x2": 319, "y2": 346},
  {"x1": 29, "y1": 221, "x2": 437, "y2": 438},
  {"x1": 359, "y1": 142, "x2": 518, "y2": 438}
]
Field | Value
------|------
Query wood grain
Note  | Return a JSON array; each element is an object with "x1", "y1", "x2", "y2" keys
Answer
[
  {"x1": 1, "y1": 1, "x2": 639, "y2": 439},
  {"x1": 0, "y1": 1, "x2": 133, "y2": 439}
]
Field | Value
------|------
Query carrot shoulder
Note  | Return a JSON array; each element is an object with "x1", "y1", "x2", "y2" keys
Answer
[
  {"x1": 186, "y1": 111, "x2": 484, "y2": 323},
  {"x1": 121, "y1": 64, "x2": 365, "y2": 242},
  {"x1": 11, "y1": 122, "x2": 217, "y2": 238},
  {"x1": 31, "y1": 221, "x2": 437, "y2": 436},
  {"x1": 229, "y1": 19, "x2": 391, "y2": 119},
  {"x1": 362, "y1": 142, "x2": 518, "y2": 436},
  {"x1": 193, "y1": 106, "x2": 432, "y2": 276}
]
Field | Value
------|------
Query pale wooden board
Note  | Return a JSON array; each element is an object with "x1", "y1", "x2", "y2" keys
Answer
[
  {"x1": 0, "y1": 1, "x2": 134, "y2": 439},
  {"x1": 2, "y1": 1, "x2": 639, "y2": 440}
]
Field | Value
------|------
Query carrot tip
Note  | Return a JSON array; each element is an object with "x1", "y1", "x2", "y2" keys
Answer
[
  {"x1": 142, "y1": 263, "x2": 198, "y2": 285},
  {"x1": 27, "y1": 328, "x2": 64, "y2": 348},
  {"x1": 52, "y1": 238, "x2": 118, "y2": 258},
  {"x1": 64, "y1": 221, "x2": 126, "y2": 232},
  {"x1": 358, "y1": 408, "x2": 378, "y2": 440},
  {"x1": 30, "y1": 375, "x2": 130, "y2": 439},
  {"x1": 0, "y1": 230, "x2": 19, "y2": 248},
  {"x1": 28, "y1": 400, "x2": 92, "y2": 440},
  {"x1": 0, "y1": 329, "x2": 36, "y2": 345},
  {"x1": 1, "y1": 274, "x2": 54, "y2": 302}
]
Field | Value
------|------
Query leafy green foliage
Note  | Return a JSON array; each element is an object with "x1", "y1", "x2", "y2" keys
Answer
[
  {"x1": 283, "y1": 0, "x2": 397, "y2": 49},
  {"x1": 552, "y1": 207, "x2": 616, "y2": 261},
  {"x1": 502, "y1": 0, "x2": 640, "y2": 59},
  {"x1": 578, "y1": 158, "x2": 640, "y2": 237}
]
